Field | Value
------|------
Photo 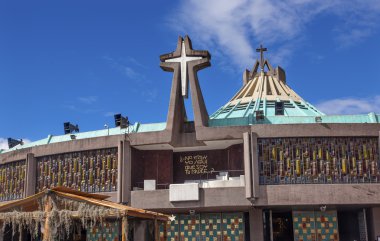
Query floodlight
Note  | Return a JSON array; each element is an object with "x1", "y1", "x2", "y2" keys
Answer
[
  {"x1": 8, "y1": 138, "x2": 23, "y2": 149},
  {"x1": 64, "y1": 122, "x2": 79, "y2": 134},
  {"x1": 114, "y1": 114, "x2": 130, "y2": 129}
]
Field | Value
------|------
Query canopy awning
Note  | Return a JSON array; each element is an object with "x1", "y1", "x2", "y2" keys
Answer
[{"x1": 0, "y1": 186, "x2": 169, "y2": 221}]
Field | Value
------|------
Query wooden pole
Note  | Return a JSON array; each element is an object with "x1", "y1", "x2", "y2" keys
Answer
[
  {"x1": 163, "y1": 221, "x2": 167, "y2": 241},
  {"x1": 42, "y1": 195, "x2": 52, "y2": 241},
  {"x1": 121, "y1": 215, "x2": 129, "y2": 241},
  {"x1": 154, "y1": 218, "x2": 159, "y2": 241},
  {"x1": 0, "y1": 221, "x2": 3, "y2": 241}
]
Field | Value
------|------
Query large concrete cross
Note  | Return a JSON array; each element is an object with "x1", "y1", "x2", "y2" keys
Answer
[
  {"x1": 165, "y1": 40, "x2": 202, "y2": 98},
  {"x1": 159, "y1": 36, "x2": 211, "y2": 135},
  {"x1": 160, "y1": 36, "x2": 209, "y2": 99}
]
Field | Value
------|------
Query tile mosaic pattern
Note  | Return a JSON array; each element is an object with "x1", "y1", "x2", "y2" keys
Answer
[
  {"x1": 258, "y1": 137, "x2": 379, "y2": 185},
  {"x1": 315, "y1": 212, "x2": 339, "y2": 241},
  {"x1": 293, "y1": 211, "x2": 339, "y2": 241},
  {"x1": 87, "y1": 221, "x2": 120, "y2": 241},
  {"x1": 293, "y1": 212, "x2": 316, "y2": 241},
  {"x1": 160, "y1": 215, "x2": 179, "y2": 241},
  {"x1": 200, "y1": 213, "x2": 221, "y2": 241},
  {"x1": 180, "y1": 214, "x2": 200, "y2": 241},
  {"x1": 36, "y1": 148, "x2": 118, "y2": 193},
  {"x1": 160, "y1": 213, "x2": 244, "y2": 241},
  {"x1": 222, "y1": 213, "x2": 245, "y2": 241},
  {"x1": 0, "y1": 160, "x2": 26, "y2": 201}
]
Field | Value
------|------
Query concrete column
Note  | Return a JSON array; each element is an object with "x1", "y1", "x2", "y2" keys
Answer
[
  {"x1": 117, "y1": 140, "x2": 132, "y2": 204},
  {"x1": 117, "y1": 141, "x2": 123, "y2": 203},
  {"x1": 249, "y1": 208, "x2": 264, "y2": 241},
  {"x1": 244, "y1": 132, "x2": 252, "y2": 199},
  {"x1": 122, "y1": 141, "x2": 132, "y2": 204},
  {"x1": 243, "y1": 69, "x2": 250, "y2": 86},
  {"x1": 369, "y1": 207, "x2": 380, "y2": 241},
  {"x1": 251, "y1": 132, "x2": 259, "y2": 199},
  {"x1": 24, "y1": 153, "x2": 36, "y2": 197}
]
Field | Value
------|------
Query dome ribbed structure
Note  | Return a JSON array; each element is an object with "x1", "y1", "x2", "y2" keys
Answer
[{"x1": 210, "y1": 56, "x2": 324, "y2": 120}]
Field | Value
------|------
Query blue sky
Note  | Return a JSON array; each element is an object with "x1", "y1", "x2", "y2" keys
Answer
[{"x1": 1, "y1": 0, "x2": 380, "y2": 148}]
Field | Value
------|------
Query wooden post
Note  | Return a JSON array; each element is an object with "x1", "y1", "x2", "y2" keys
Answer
[
  {"x1": 163, "y1": 221, "x2": 167, "y2": 241},
  {"x1": 154, "y1": 218, "x2": 159, "y2": 241},
  {"x1": 0, "y1": 221, "x2": 3, "y2": 241},
  {"x1": 121, "y1": 215, "x2": 129, "y2": 241},
  {"x1": 43, "y1": 194, "x2": 52, "y2": 241}
]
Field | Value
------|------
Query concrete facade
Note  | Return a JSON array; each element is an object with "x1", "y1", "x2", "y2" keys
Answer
[{"x1": 1, "y1": 36, "x2": 380, "y2": 241}]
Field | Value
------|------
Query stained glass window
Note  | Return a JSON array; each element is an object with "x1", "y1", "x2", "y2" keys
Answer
[
  {"x1": 36, "y1": 148, "x2": 118, "y2": 192},
  {"x1": 258, "y1": 137, "x2": 379, "y2": 184},
  {"x1": 0, "y1": 160, "x2": 26, "y2": 201}
]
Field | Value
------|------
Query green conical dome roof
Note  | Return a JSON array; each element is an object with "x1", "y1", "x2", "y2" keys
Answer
[{"x1": 210, "y1": 57, "x2": 324, "y2": 120}]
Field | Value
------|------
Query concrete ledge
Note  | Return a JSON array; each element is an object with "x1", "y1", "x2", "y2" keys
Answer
[
  {"x1": 255, "y1": 184, "x2": 380, "y2": 206},
  {"x1": 131, "y1": 184, "x2": 380, "y2": 211},
  {"x1": 131, "y1": 187, "x2": 251, "y2": 210}
]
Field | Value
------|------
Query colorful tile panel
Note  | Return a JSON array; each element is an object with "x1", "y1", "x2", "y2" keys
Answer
[
  {"x1": 160, "y1": 215, "x2": 179, "y2": 241},
  {"x1": 222, "y1": 213, "x2": 245, "y2": 241},
  {"x1": 293, "y1": 212, "x2": 316, "y2": 241},
  {"x1": 258, "y1": 137, "x2": 379, "y2": 184},
  {"x1": 36, "y1": 148, "x2": 118, "y2": 193},
  {"x1": 293, "y1": 211, "x2": 339, "y2": 241},
  {"x1": 180, "y1": 214, "x2": 200, "y2": 241},
  {"x1": 200, "y1": 213, "x2": 221, "y2": 241},
  {"x1": 315, "y1": 212, "x2": 339, "y2": 241},
  {"x1": 86, "y1": 221, "x2": 120, "y2": 241},
  {"x1": 160, "y1": 213, "x2": 245, "y2": 241},
  {"x1": 0, "y1": 160, "x2": 26, "y2": 201}
]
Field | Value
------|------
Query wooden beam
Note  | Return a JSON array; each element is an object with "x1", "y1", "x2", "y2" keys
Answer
[
  {"x1": 0, "y1": 192, "x2": 45, "y2": 212},
  {"x1": 54, "y1": 191, "x2": 169, "y2": 221}
]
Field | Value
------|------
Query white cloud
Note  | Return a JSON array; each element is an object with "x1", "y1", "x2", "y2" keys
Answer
[
  {"x1": 171, "y1": 0, "x2": 380, "y2": 69},
  {"x1": 142, "y1": 89, "x2": 158, "y2": 103},
  {"x1": 104, "y1": 112, "x2": 116, "y2": 117},
  {"x1": 103, "y1": 56, "x2": 145, "y2": 81},
  {"x1": 0, "y1": 138, "x2": 31, "y2": 150},
  {"x1": 0, "y1": 138, "x2": 8, "y2": 150},
  {"x1": 77, "y1": 96, "x2": 98, "y2": 104},
  {"x1": 316, "y1": 96, "x2": 380, "y2": 115}
]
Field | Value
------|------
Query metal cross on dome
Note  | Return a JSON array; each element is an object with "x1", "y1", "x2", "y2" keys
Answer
[
  {"x1": 256, "y1": 44, "x2": 267, "y2": 72},
  {"x1": 160, "y1": 36, "x2": 210, "y2": 99}
]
